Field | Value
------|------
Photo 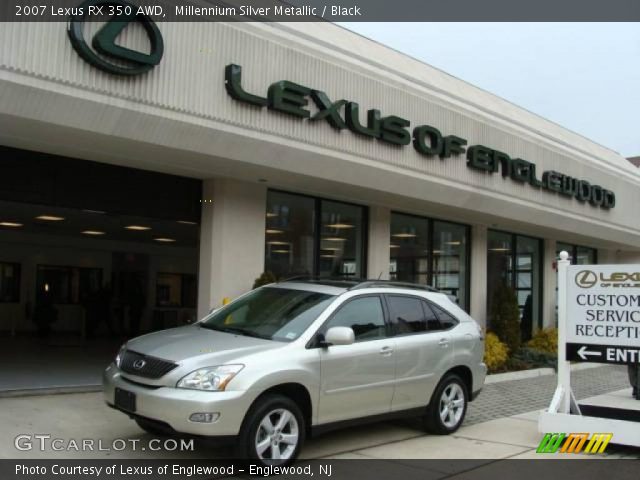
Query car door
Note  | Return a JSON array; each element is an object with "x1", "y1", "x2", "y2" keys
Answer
[
  {"x1": 316, "y1": 295, "x2": 396, "y2": 424},
  {"x1": 385, "y1": 295, "x2": 454, "y2": 412}
]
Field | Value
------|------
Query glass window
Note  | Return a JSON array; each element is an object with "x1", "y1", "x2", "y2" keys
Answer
[
  {"x1": 265, "y1": 191, "x2": 316, "y2": 279},
  {"x1": 389, "y1": 213, "x2": 470, "y2": 311},
  {"x1": 324, "y1": 296, "x2": 386, "y2": 341},
  {"x1": 265, "y1": 191, "x2": 367, "y2": 279},
  {"x1": 433, "y1": 221, "x2": 468, "y2": 309},
  {"x1": 429, "y1": 302, "x2": 459, "y2": 330},
  {"x1": 201, "y1": 287, "x2": 334, "y2": 342},
  {"x1": 36, "y1": 265, "x2": 102, "y2": 304},
  {"x1": 0, "y1": 262, "x2": 20, "y2": 303},
  {"x1": 156, "y1": 273, "x2": 197, "y2": 308},
  {"x1": 390, "y1": 213, "x2": 429, "y2": 284},
  {"x1": 387, "y1": 295, "x2": 432, "y2": 334},
  {"x1": 557, "y1": 242, "x2": 597, "y2": 266},
  {"x1": 319, "y1": 200, "x2": 365, "y2": 278},
  {"x1": 486, "y1": 231, "x2": 541, "y2": 342}
]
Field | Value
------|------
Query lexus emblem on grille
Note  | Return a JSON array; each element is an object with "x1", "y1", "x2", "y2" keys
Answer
[{"x1": 133, "y1": 359, "x2": 146, "y2": 370}]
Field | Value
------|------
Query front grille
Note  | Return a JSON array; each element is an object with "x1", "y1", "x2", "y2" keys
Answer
[{"x1": 120, "y1": 350, "x2": 177, "y2": 379}]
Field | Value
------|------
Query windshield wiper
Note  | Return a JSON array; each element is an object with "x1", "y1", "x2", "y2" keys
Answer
[{"x1": 204, "y1": 325, "x2": 269, "y2": 339}]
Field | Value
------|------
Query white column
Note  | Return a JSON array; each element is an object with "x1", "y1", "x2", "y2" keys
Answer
[
  {"x1": 542, "y1": 238, "x2": 557, "y2": 329},
  {"x1": 197, "y1": 179, "x2": 267, "y2": 318},
  {"x1": 367, "y1": 206, "x2": 390, "y2": 280},
  {"x1": 469, "y1": 224, "x2": 487, "y2": 327}
]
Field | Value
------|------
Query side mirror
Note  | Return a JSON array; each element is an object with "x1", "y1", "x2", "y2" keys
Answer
[{"x1": 324, "y1": 326, "x2": 355, "y2": 346}]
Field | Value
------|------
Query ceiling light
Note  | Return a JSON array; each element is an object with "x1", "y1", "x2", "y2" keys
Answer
[
  {"x1": 125, "y1": 225, "x2": 151, "y2": 231},
  {"x1": 267, "y1": 241, "x2": 289, "y2": 246},
  {"x1": 322, "y1": 247, "x2": 342, "y2": 251},
  {"x1": 82, "y1": 209, "x2": 106, "y2": 214},
  {"x1": 445, "y1": 241, "x2": 461, "y2": 245},
  {"x1": 0, "y1": 222, "x2": 23, "y2": 227},
  {"x1": 325, "y1": 223, "x2": 355, "y2": 229},
  {"x1": 320, "y1": 254, "x2": 337, "y2": 258},
  {"x1": 82, "y1": 230, "x2": 106, "y2": 236},
  {"x1": 272, "y1": 249, "x2": 289, "y2": 253},
  {"x1": 266, "y1": 212, "x2": 278, "y2": 218},
  {"x1": 391, "y1": 233, "x2": 417, "y2": 238},
  {"x1": 266, "y1": 229, "x2": 284, "y2": 234},
  {"x1": 489, "y1": 247, "x2": 510, "y2": 252},
  {"x1": 36, "y1": 215, "x2": 65, "y2": 221},
  {"x1": 177, "y1": 220, "x2": 198, "y2": 225},
  {"x1": 433, "y1": 249, "x2": 443, "y2": 254},
  {"x1": 323, "y1": 237, "x2": 347, "y2": 242},
  {"x1": 154, "y1": 237, "x2": 176, "y2": 243},
  {"x1": 389, "y1": 244, "x2": 400, "y2": 249}
]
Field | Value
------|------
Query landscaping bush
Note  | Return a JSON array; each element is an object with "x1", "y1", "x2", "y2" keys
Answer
[
  {"x1": 526, "y1": 327, "x2": 558, "y2": 355},
  {"x1": 512, "y1": 347, "x2": 556, "y2": 369},
  {"x1": 484, "y1": 332, "x2": 509, "y2": 373},
  {"x1": 252, "y1": 271, "x2": 277, "y2": 289},
  {"x1": 489, "y1": 284, "x2": 521, "y2": 354}
]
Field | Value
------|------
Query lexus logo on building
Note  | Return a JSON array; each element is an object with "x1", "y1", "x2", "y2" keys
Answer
[
  {"x1": 575, "y1": 270, "x2": 598, "y2": 288},
  {"x1": 133, "y1": 359, "x2": 146, "y2": 370},
  {"x1": 67, "y1": 0, "x2": 164, "y2": 76}
]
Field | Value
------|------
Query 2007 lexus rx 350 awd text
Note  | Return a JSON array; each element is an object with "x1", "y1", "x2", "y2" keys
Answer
[{"x1": 103, "y1": 280, "x2": 486, "y2": 465}]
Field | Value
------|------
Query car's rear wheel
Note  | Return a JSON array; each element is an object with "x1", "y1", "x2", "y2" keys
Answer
[
  {"x1": 235, "y1": 394, "x2": 305, "y2": 466},
  {"x1": 423, "y1": 373, "x2": 468, "y2": 434}
]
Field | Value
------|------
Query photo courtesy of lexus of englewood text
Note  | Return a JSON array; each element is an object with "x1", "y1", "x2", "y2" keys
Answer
[{"x1": 0, "y1": 1, "x2": 639, "y2": 479}]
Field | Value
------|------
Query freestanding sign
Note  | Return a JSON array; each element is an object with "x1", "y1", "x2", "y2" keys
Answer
[
  {"x1": 538, "y1": 252, "x2": 640, "y2": 448},
  {"x1": 566, "y1": 264, "x2": 640, "y2": 365}
]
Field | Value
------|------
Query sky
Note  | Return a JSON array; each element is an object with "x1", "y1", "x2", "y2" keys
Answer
[{"x1": 340, "y1": 23, "x2": 640, "y2": 158}]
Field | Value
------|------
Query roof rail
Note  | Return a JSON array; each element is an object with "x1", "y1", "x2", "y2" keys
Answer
[{"x1": 348, "y1": 280, "x2": 442, "y2": 292}]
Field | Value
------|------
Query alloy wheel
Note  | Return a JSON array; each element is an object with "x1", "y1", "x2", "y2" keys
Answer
[
  {"x1": 254, "y1": 408, "x2": 300, "y2": 462},
  {"x1": 439, "y1": 382, "x2": 465, "y2": 428}
]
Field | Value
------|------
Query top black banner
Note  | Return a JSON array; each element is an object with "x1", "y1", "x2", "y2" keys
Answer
[{"x1": 3, "y1": 0, "x2": 640, "y2": 21}]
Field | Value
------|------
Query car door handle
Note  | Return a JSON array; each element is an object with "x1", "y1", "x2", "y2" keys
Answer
[
  {"x1": 379, "y1": 346, "x2": 394, "y2": 355},
  {"x1": 438, "y1": 338, "x2": 449, "y2": 347}
]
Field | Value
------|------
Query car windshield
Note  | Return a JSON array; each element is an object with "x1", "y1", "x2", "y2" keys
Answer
[{"x1": 200, "y1": 287, "x2": 335, "y2": 342}]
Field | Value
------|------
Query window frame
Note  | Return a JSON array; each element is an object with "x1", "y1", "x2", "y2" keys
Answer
[
  {"x1": 155, "y1": 272, "x2": 197, "y2": 308},
  {"x1": 308, "y1": 293, "x2": 390, "y2": 347},
  {"x1": 35, "y1": 264, "x2": 103, "y2": 305},
  {"x1": 382, "y1": 293, "x2": 461, "y2": 337},
  {"x1": 389, "y1": 211, "x2": 471, "y2": 312},
  {"x1": 266, "y1": 188, "x2": 369, "y2": 279}
]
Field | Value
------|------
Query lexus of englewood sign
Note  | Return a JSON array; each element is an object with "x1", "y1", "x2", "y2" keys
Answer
[
  {"x1": 225, "y1": 64, "x2": 616, "y2": 209},
  {"x1": 566, "y1": 265, "x2": 640, "y2": 365}
]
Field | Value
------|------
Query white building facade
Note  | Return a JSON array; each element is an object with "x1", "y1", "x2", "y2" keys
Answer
[{"x1": 1, "y1": 19, "x2": 639, "y2": 339}]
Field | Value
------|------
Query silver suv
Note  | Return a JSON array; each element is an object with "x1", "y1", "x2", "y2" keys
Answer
[{"x1": 104, "y1": 280, "x2": 486, "y2": 464}]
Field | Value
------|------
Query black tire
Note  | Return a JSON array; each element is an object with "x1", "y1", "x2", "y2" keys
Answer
[
  {"x1": 135, "y1": 418, "x2": 171, "y2": 436},
  {"x1": 235, "y1": 394, "x2": 305, "y2": 466},
  {"x1": 423, "y1": 373, "x2": 468, "y2": 435}
]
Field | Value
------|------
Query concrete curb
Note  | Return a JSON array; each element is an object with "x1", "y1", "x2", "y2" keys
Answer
[
  {"x1": 486, "y1": 363, "x2": 603, "y2": 384},
  {"x1": 0, "y1": 385, "x2": 102, "y2": 398}
]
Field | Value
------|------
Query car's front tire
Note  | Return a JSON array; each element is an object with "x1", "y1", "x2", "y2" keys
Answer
[
  {"x1": 235, "y1": 394, "x2": 305, "y2": 466},
  {"x1": 423, "y1": 373, "x2": 468, "y2": 434}
]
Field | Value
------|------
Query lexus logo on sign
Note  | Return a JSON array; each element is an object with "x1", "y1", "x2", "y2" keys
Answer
[
  {"x1": 133, "y1": 359, "x2": 146, "y2": 370},
  {"x1": 575, "y1": 270, "x2": 598, "y2": 288},
  {"x1": 67, "y1": 0, "x2": 164, "y2": 76}
]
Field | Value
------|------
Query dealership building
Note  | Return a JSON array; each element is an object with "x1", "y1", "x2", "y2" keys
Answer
[{"x1": 1, "y1": 17, "x2": 640, "y2": 354}]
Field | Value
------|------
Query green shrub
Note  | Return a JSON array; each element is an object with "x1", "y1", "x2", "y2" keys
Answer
[
  {"x1": 253, "y1": 271, "x2": 277, "y2": 289},
  {"x1": 484, "y1": 332, "x2": 509, "y2": 373},
  {"x1": 489, "y1": 284, "x2": 521, "y2": 354},
  {"x1": 526, "y1": 327, "x2": 558, "y2": 355}
]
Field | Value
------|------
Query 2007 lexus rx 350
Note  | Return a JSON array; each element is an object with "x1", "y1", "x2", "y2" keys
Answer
[{"x1": 104, "y1": 280, "x2": 486, "y2": 465}]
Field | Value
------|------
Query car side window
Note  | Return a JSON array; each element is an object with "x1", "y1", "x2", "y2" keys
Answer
[
  {"x1": 428, "y1": 302, "x2": 460, "y2": 330},
  {"x1": 387, "y1": 295, "x2": 435, "y2": 335},
  {"x1": 323, "y1": 296, "x2": 387, "y2": 342}
]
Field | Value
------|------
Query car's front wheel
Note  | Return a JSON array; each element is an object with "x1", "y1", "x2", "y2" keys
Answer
[
  {"x1": 423, "y1": 373, "x2": 468, "y2": 434},
  {"x1": 235, "y1": 394, "x2": 305, "y2": 466}
]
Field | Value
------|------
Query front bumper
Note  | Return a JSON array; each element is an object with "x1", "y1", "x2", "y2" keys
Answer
[{"x1": 103, "y1": 364, "x2": 254, "y2": 436}]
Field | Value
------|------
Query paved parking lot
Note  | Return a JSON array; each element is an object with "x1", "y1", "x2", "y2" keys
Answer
[{"x1": 0, "y1": 365, "x2": 637, "y2": 460}]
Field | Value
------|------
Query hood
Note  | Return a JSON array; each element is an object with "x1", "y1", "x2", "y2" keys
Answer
[{"x1": 125, "y1": 324, "x2": 282, "y2": 363}]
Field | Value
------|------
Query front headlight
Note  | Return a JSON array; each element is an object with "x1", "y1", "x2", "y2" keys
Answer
[
  {"x1": 115, "y1": 344, "x2": 127, "y2": 368},
  {"x1": 177, "y1": 365, "x2": 244, "y2": 391}
]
